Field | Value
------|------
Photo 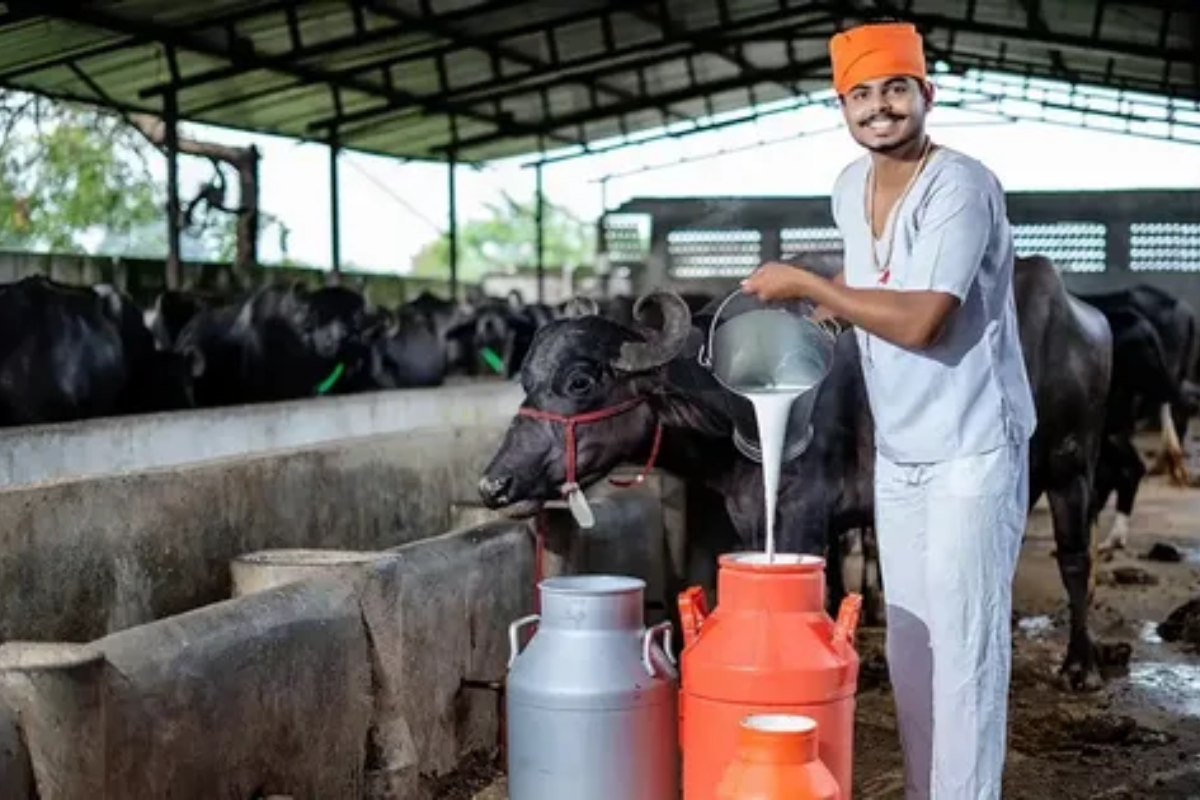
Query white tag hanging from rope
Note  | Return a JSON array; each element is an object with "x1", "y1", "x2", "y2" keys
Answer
[{"x1": 566, "y1": 486, "x2": 595, "y2": 529}]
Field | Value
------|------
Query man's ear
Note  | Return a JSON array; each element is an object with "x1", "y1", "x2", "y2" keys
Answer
[{"x1": 921, "y1": 79, "x2": 936, "y2": 108}]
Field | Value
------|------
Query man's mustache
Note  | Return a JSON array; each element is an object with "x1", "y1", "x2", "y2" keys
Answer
[{"x1": 859, "y1": 113, "x2": 905, "y2": 126}]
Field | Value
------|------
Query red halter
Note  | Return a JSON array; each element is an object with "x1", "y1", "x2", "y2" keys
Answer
[
  {"x1": 516, "y1": 396, "x2": 665, "y2": 496},
  {"x1": 520, "y1": 396, "x2": 664, "y2": 617}
]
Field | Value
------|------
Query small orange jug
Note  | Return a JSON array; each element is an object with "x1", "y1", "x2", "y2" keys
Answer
[
  {"x1": 717, "y1": 713, "x2": 841, "y2": 800},
  {"x1": 678, "y1": 553, "x2": 861, "y2": 800}
]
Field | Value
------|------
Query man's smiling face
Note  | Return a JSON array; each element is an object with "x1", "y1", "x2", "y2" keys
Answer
[{"x1": 840, "y1": 75, "x2": 932, "y2": 154}]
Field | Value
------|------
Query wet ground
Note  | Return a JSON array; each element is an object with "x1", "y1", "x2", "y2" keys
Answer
[
  {"x1": 852, "y1": 470, "x2": 1200, "y2": 799},
  {"x1": 452, "y1": 433, "x2": 1200, "y2": 799}
]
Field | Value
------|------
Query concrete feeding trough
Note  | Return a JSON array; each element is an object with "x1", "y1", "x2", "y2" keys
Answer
[{"x1": 231, "y1": 548, "x2": 398, "y2": 597}]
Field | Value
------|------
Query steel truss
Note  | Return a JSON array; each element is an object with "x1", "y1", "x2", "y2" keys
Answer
[{"x1": 0, "y1": 0, "x2": 1191, "y2": 163}]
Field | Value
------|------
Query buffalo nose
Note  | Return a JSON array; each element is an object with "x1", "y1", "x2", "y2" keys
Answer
[{"x1": 478, "y1": 475, "x2": 512, "y2": 505}]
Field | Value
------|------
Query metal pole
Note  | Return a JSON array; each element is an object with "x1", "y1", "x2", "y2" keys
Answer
[
  {"x1": 448, "y1": 157, "x2": 458, "y2": 301},
  {"x1": 535, "y1": 161, "x2": 545, "y2": 304},
  {"x1": 164, "y1": 91, "x2": 182, "y2": 290},
  {"x1": 329, "y1": 133, "x2": 342, "y2": 285},
  {"x1": 597, "y1": 177, "x2": 610, "y2": 298}
]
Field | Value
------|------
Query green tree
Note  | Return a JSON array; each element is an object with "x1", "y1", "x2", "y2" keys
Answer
[
  {"x1": 411, "y1": 189, "x2": 595, "y2": 282},
  {"x1": 0, "y1": 97, "x2": 162, "y2": 252},
  {"x1": 0, "y1": 91, "x2": 286, "y2": 266}
]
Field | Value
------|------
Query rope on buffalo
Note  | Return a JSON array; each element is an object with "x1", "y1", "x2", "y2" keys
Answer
[{"x1": 525, "y1": 396, "x2": 665, "y2": 611}]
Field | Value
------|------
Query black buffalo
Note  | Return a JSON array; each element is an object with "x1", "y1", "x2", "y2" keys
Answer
[
  {"x1": 477, "y1": 255, "x2": 1112, "y2": 689},
  {"x1": 1076, "y1": 284, "x2": 1199, "y2": 484},
  {"x1": 443, "y1": 291, "x2": 562, "y2": 379},
  {"x1": 0, "y1": 276, "x2": 199, "y2": 426},
  {"x1": 173, "y1": 282, "x2": 373, "y2": 408},
  {"x1": 341, "y1": 304, "x2": 447, "y2": 391},
  {"x1": 145, "y1": 288, "x2": 222, "y2": 351},
  {"x1": 1093, "y1": 305, "x2": 1199, "y2": 550}
]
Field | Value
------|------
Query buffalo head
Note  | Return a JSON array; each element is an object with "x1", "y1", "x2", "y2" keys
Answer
[
  {"x1": 360, "y1": 306, "x2": 446, "y2": 389},
  {"x1": 478, "y1": 290, "x2": 693, "y2": 517},
  {"x1": 301, "y1": 285, "x2": 371, "y2": 361}
]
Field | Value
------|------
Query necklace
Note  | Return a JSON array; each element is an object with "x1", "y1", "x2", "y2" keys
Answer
[{"x1": 864, "y1": 136, "x2": 937, "y2": 283}]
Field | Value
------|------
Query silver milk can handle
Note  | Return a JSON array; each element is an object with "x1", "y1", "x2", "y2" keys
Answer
[
  {"x1": 507, "y1": 614, "x2": 540, "y2": 669},
  {"x1": 641, "y1": 621, "x2": 677, "y2": 679}
]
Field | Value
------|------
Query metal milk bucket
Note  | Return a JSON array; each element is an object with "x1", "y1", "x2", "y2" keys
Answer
[
  {"x1": 506, "y1": 575, "x2": 679, "y2": 800},
  {"x1": 697, "y1": 289, "x2": 839, "y2": 452}
]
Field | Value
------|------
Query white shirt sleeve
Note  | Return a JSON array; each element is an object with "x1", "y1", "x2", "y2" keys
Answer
[
  {"x1": 904, "y1": 177, "x2": 994, "y2": 302},
  {"x1": 829, "y1": 163, "x2": 854, "y2": 234}
]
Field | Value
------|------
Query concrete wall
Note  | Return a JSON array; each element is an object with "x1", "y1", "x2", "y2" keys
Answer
[
  {"x1": 0, "y1": 488, "x2": 687, "y2": 799},
  {"x1": 0, "y1": 423, "x2": 512, "y2": 643},
  {"x1": 0, "y1": 248, "x2": 472, "y2": 309},
  {"x1": 0, "y1": 520, "x2": 537, "y2": 800},
  {"x1": 0, "y1": 381, "x2": 523, "y2": 490}
]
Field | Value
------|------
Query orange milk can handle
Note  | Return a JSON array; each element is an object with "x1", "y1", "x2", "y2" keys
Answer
[
  {"x1": 832, "y1": 593, "x2": 862, "y2": 647},
  {"x1": 678, "y1": 586, "x2": 708, "y2": 647}
]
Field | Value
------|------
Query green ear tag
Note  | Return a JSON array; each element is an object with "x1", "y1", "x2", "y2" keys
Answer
[
  {"x1": 480, "y1": 347, "x2": 505, "y2": 375},
  {"x1": 316, "y1": 362, "x2": 345, "y2": 395}
]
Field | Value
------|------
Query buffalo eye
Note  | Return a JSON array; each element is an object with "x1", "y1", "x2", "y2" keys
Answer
[{"x1": 564, "y1": 370, "x2": 596, "y2": 397}]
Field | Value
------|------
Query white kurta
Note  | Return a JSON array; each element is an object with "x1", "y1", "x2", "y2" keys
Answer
[{"x1": 831, "y1": 145, "x2": 1037, "y2": 800}]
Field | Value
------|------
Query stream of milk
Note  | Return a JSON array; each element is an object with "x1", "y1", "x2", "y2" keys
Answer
[{"x1": 745, "y1": 388, "x2": 804, "y2": 563}]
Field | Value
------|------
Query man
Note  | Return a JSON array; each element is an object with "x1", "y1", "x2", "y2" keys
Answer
[{"x1": 741, "y1": 20, "x2": 1037, "y2": 800}]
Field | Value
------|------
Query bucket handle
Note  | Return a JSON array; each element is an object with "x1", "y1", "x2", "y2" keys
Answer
[
  {"x1": 507, "y1": 614, "x2": 540, "y2": 668},
  {"x1": 642, "y1": 621, "x2": 676, "y2": 678},
  {"x1": 698, "y1": 285, "x2": 841, "y2": 370}
]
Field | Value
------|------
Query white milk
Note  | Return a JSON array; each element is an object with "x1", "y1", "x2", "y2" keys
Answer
[{"x1": 744, "y1": 388, "x2": 804, "y2": 562}]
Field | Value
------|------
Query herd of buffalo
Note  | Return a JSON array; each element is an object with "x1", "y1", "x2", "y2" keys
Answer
[{"x1": 1, "y1": 257, "x2": 1195, "y2": 690}]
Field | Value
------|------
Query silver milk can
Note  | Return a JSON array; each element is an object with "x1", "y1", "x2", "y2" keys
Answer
[{"x1": 506, "y1": 574, "x2": 679, "y2": 800}]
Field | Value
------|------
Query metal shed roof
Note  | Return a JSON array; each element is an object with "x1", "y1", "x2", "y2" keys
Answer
[{"x1": 0, "y1": 0, "x2": 1196, "y2": 164}]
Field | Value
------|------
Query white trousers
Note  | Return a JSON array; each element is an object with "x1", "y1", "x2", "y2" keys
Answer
[{"x1": 875, "y1": 440, "x2": 1029, "y2": 800}]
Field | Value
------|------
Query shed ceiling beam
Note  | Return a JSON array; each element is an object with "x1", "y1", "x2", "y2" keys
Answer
[
  {"x1": 26, "y1": 0, "x2": 579, "y2": 148},
  {"x1": 901, "y1": 8, "x2": 1194, "y2": 64},
  {"x1": 1011, "y1": 0, "x2": 1079, "y2": 83},
  {"x1": 1116, "y1": 0, "x2": 1195, "y2": 12},
  {"x1": 165, "y1": 0, "x2": 309, "y2": 32},
  {"x1": 307, "y1": 4, "x2": 839, "y2": 134},
  {"x1": 629, "y1": 0, "x2": 803, "y2": 97},
  {"x1": 0, "y1": 37, "x2": 138, "y2": 82},
  {"x1": 437, "y1": 7, "x2": 838, "y2": 109},
  {"x1": 1192, "y1": 10, "x2": 1200, "y2": 93},
  {"x1": 943, "y1": 50, "x2": 1199, "y2": 102},
  {"x1": 187, "y1": 2, "x2": 645, "y2": 120},
  {"x1": 138, "y1": 18, "x2": 413, "y2": 98},
  {"x1": 362, "y1": 0, "x2": 696, "y2": 126},
  {"x1": 340, "y1": 1, "x2": 637, "y2": 73},
  {"x1": 439, "y1": 55, "x2": 831, "y2": 156}
]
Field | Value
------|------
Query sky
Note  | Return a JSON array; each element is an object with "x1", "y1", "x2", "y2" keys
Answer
[{"x1": 151, "y1": 70, "x2": 1200, "y2": 275}]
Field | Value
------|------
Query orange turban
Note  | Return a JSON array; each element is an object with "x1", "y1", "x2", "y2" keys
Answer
[{"x1": 828, "y1": 22, "x2": 927, "y2": 96}]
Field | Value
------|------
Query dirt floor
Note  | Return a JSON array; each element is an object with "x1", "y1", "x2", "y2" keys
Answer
[
  {"x1": 453, "y1": 434, "x2": 1200, "y2": 800},
  {"x1": 852, "y1": 472, "x2": 1200, "y2": 799}
]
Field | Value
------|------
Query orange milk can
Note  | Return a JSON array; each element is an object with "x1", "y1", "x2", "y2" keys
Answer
[
  {"x1": 717, "y1": 713, "x2": 841, "y2": 800},
  {"x1": 677, "y1": 552, "x2": 862, "y2": 800}
]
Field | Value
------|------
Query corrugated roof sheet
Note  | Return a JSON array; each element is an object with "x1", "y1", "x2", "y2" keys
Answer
[{"x1": 0, "y1": 0, "x2": 1195, "y2": 163}]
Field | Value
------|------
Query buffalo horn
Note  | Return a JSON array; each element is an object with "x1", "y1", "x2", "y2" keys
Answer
[{"x1": 612, "y1": 290, "x2": 691, "y2": 373}]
